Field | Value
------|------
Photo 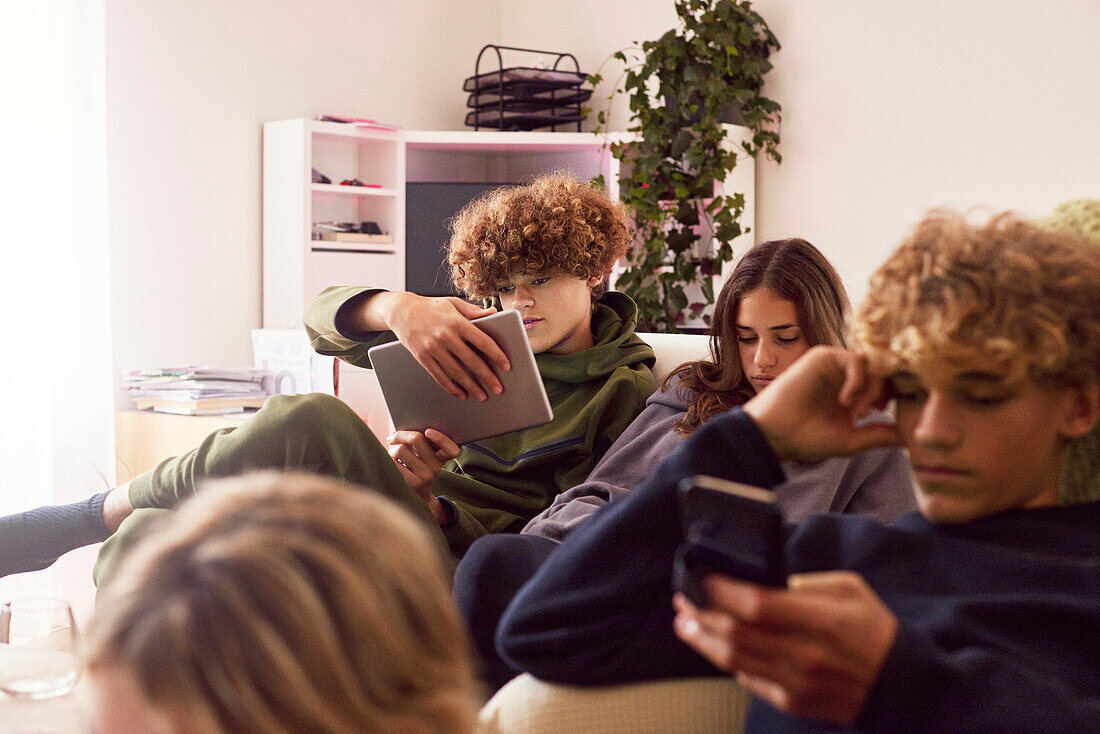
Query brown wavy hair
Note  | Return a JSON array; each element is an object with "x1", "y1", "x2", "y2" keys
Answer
[
  {"x1": 447, "y1": 172, "x2": 632, "y2": 300},
  {"x1": 855, "y1": 210, "x2": 1100, "y2": 502},
  {"x1": 86, "y1": 473, "x2": 480, "y2": 734},
  {"x1": 669, "y1": 238, "x2": 850, "y2": 434}
]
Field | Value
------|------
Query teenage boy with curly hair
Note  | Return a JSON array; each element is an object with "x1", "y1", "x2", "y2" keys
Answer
[
  {"x1": 497, "y1": 210, "x2": 1100, "y2": 733},
  {"x1": 1, "y1": 173, "x2": 656, "y2": 582}
]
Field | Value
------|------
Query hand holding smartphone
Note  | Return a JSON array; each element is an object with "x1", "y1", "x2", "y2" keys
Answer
[{"x1": 673, "y1": 475, "x2": 788, "y2": 607}]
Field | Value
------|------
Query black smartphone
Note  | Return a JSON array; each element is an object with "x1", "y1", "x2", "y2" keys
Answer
[{"x1": 673, "y1": 474, "x2": 787, "y2": 606}]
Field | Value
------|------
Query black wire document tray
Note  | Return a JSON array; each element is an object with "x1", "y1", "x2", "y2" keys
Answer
[
  {"x1": 464, "y1": 109, "x2": 586, "y2": 131},
  {"x1": 463, "y1": 67, "x2": 587, "y2": 93},
  {"x1": 466, "y1": 88, "x2": 592, "y2": 112},
  {"x1": 465, "y1": 45, "x2": 590, "y2": 132}
]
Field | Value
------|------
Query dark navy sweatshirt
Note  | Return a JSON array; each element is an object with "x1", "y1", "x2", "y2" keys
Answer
[{"x1": 497, "y1": 409, "x2": 1100, "y2": 734}]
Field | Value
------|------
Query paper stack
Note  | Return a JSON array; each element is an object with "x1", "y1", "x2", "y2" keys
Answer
[{"x1": 124, "y1": 367, "x2": 271, "y2": 416}]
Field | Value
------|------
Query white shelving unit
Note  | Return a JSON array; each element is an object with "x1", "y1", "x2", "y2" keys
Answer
[
  {"x1": 262, "y1": 120, "x2": 753, "y2": 330},
  {"x1": 263, "y1": 118, "x2": 405, "y2": 329}
]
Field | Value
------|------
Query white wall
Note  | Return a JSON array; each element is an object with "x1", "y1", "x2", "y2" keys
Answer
[
  {"x1": 109, "y1": 0, "x2": 1099, "y2": 380},
  {"x1": 108, "y1": 0, "x2": 500, "y2": 390},
  {"x1": 750, "y1": 0, "x2": 1100, "y2": 304},
  {"x1": 504, "y1": 0, "x2": 1100, "y2": 304},
  {"x1": 2, "y1": 0, "x2": 115, "y2": 626},
  {"x1": 500, "y1": 0, "x2": 678, "y2": 134}
]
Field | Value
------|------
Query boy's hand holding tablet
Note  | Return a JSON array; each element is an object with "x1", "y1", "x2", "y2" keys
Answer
[
  {"x1": 369, "y1": 310, "x2": 554, "y2": 445},
  {"x1": 344, "y1": 290, "x2": 512, "y2": 401},
  {"x1": 386, "y1": 428, "x2": 461, "y2": 498}
]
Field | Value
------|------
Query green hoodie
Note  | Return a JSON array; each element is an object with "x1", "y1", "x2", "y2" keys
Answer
[{"x1": 305, "y1": 287, "x2": 656, "y2": 556}]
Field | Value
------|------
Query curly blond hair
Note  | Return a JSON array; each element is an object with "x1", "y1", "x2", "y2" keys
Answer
[
  {"x1": 856, "y1": 210, "x2": 1100, "y2": 388},
  {"x1": 86, "y1": 473, "x2": 480, "y2": 734},
  {"x1": 1039, "y1": 198, "x2": 1100, "y2": 242},
  {"x1": 447, "y1": 173, "x2": 632, "y2": 300},
  {"x1": 1038, "y1": 199, "x2": 1100, "y2": 503},
  {"x1": 855, "y1": 211, "x2": 1100, "y2": 503}
]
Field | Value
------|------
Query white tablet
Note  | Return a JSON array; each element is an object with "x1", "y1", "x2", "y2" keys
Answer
[{"x1": 367, "y1": 309, "x2": 553, "y2": 445}]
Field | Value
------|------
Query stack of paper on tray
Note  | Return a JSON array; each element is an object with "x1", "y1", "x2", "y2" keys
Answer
[{"x1": 124, "y1": 367, "x2": 271, "y2": 416}]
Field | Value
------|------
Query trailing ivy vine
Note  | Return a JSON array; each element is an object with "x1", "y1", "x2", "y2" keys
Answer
[{"x1": 590, "y1": 0, "x2": 782, "y2": 331}]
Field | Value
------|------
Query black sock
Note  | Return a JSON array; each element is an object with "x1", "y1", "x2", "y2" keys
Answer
[{"x1": 0, "y1": 492, "x2": 111, "y2": 577}]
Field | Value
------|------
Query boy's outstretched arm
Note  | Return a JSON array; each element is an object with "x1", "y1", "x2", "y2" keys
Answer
[
  {"x1": 664, "y1": 346, "x2": 903, "y2": 724},
  {"x1": 497, "y1": 346, "x2": 903, "y2": 684},
  {"x1": 344, "y1": 290, "x2": 510, "y2": 401},
  {"x1": 305, "y1": 286, "x2": 510, "y2": 401},
  {"x1": 497, "y1": 407, "x2": 789, "y2": 684}
]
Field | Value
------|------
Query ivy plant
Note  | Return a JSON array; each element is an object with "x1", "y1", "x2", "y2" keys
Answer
[{"x1": 590, "y1": 0, "x2": 782, "y2": 331}]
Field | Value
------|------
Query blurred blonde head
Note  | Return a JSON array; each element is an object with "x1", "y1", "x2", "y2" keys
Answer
[
  {"x1": 855, "y1": 210, "x2": 1100, "y2": 502},
  {"x1": 85, "y1": 472, "x2": 480, "y2": 734}
]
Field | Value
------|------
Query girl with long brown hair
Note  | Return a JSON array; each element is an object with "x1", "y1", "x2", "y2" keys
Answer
[{"x1": 669, "y1": 237, "x2": 850, "y2": 435}]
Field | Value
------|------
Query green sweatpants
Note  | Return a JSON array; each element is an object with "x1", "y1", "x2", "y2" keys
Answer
[{"x1": 94, "y1": 393, "x2": 446, "y2": 585}]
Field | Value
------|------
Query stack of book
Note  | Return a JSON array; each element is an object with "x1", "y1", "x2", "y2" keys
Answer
[{"x1": 124, "y1": 367, "x2": 271, "y2": 416}]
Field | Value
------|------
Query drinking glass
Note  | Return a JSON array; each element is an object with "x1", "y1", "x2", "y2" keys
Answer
[{"x1": 0, "y1": 598, "x2": 81, "y2": 699}]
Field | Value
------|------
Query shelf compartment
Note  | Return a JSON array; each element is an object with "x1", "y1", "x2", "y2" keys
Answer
[
  {"x1": 311, "y1": 183, "x2": 396, "y2": 197},
  {"x1": 305, "y1": 249, "x2": 403, "y2": 298},
  {"x1": 309, "y1": 242, "x2": 398, "y2": 255}
]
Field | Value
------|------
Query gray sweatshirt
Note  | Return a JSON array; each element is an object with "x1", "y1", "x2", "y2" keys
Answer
[{"x1": 522, "y1": 378, "x2": 916, "y2": 541}]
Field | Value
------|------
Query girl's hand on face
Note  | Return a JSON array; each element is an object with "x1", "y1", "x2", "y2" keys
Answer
[
  {"x1": 673, "y1": 571, "x2": 898, "y2": 726},
  {"x1": 742, "y1": 346, "x2": 901, "y2": 461}
]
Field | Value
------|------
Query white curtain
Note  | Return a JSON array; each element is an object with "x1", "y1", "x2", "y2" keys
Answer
[{"x1": 0, "y1": 0, "x2": 114, "y2": 622}]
